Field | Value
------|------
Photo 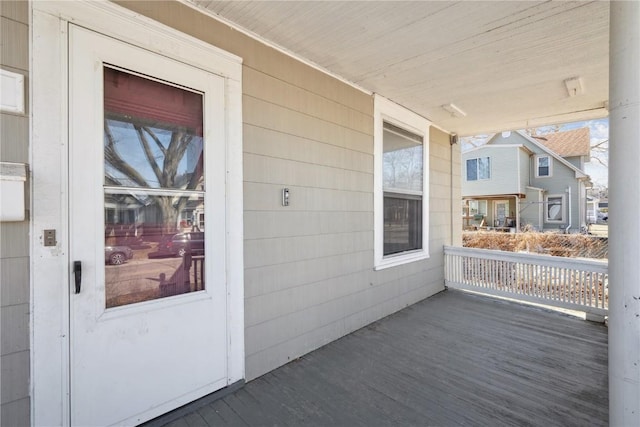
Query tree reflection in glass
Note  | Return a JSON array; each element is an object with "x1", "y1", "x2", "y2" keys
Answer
[{"x1": 103, "y1": 66, "x2": 206, "y2": 308}]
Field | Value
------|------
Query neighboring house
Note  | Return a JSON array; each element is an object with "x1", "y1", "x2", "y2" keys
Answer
[{"x1": 462, "y1": 129, "x2": 591, "y2": 233}]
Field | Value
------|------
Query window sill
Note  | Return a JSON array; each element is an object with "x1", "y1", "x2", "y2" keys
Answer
[{"x1": 374, "y1": 250, "x2": 430, "y2": 271}]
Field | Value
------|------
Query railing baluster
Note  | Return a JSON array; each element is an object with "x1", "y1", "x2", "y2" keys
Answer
[{"x1": 443, "y1": 246, "x2": 608, "y2": 318}]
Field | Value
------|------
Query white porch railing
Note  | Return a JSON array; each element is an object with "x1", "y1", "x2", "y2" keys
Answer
[{"x1": 444, "y1": 246, "x2": 608, "y2": 320}]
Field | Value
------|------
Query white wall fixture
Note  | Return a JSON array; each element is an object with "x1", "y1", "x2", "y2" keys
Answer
[
  {"x1": 0, "y1": 162, "x2": 27, "y2": 221},
  {"x1": 564, "y1": 77, "x2": 584, "y2": 97},
  {"x1": 441, "y1": 103, "x2": 466, "y2": 118},
  {"x1": 0, "y1": 69, "x2": 25, "y2": 114}
]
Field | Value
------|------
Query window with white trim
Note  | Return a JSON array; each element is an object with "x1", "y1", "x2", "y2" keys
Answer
[
  {"x1": 536, "y1": 155, "x2": 552, "y2": 177},
  {"x1": 467, "y1": 200, "x2": 487, "y2": 217},
  {"x1": 466, "y1": 157, "x2": 490, "y2": 181},
  {"x1": 545, "y1": 194, "x2": 564, "y2": 222},
  {"x1": 374, "y1": 96, "x2": 430, "y2": 269}
]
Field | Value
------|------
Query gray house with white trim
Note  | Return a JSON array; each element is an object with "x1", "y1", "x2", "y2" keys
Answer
[{"x1": 462, "y1": 129, "x2": 591, "y2": 233}]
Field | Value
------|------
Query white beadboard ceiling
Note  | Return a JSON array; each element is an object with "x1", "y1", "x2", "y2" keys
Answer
[{"x1": 190, "y1": 1, "x2": 609, "y2": 136}]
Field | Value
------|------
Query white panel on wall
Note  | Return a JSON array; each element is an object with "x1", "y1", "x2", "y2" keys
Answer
[
  {"x1": 0, "y1": 162, "x2": 26, "y2": 221},
  {"x1": 0, "y1": 69, "x2": 25, "y2": 114}
]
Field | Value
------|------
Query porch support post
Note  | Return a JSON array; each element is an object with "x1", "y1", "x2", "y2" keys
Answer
[
  {"x1": 609, "y1": 1, "x2": 640, "y2": 425},
  {"x1": 514, "y1": 195, "x2": 520, "y2": 232}
]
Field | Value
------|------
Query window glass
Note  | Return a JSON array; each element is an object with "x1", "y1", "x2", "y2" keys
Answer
[
  {"x1": 469, "y1": 200, "x2": 487, "y2": 216},
  {"x1": 466, "y1": 159, "x2": 478, "y2": 181},
  {"x1": 104, "y1": 67, "x2": 204, "y2": 190},
  {"x1": 384, "y1": 196, "x2": 422, "y2": 255},
  {"x1": 538, "y1": 156, "x2": 550, "y2": 177},
  {"x1": 547, "y1": 196, "x2": 563, "y2": 221},
  {"x1": 478, "y1": 157, "x2": 491, "y2": 179},
  {"x1": 383, "y1": 123, "x2": 423, "y2": 192},
  {"x1": 382, "y1": 121, "x2": 423, "y2": 256},
  {"x1": 466, "y1": 157, "x2": 490, "y2": 180},
  {"x1": 103, "y1": 67, "x2": 206, "y2": 308}
]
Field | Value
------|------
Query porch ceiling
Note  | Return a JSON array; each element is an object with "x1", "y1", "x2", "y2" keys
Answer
[{"x1": 189, "y1": 0, "x2": 609, "y2": 136}]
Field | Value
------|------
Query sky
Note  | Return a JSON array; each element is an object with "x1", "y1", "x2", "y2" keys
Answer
[{"x1": 461, "y1": 118, "x2": 609, "y2": 187}]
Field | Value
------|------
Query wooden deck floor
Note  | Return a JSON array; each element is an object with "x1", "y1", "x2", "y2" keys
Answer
[{"x1": 156, "y1": 290, "x2": 608, "y2": 427}]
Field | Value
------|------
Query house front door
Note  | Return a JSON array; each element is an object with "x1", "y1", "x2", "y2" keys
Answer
[
  {"x1": 494, "y1": 200, "x2": 508, "y2": 227},
  {"x1": 69, "y1": 25, "x2": 229, "y2": 426}
]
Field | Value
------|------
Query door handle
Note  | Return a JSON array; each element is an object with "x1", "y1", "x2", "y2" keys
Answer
[{"x1": 73, "y1": 261, "x2": 82, "y2": 294}]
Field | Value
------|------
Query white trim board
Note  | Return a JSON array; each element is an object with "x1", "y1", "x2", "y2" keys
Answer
[
  {"x1": 373, "y1": 94, "x2": 431, "y2": 270},
  {"x1": 31, "y1": 1, "x2": 245, "y2": 425}
]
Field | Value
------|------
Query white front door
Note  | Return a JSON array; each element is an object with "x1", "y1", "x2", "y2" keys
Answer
[
  {"x1": 494, "y1": 200, "x2": 508, "y2": 227},
  {"x1": 69, "y1": 25, "x2": 228, "y2": 426}
]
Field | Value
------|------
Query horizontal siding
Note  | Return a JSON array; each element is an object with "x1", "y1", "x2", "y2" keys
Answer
[
  {"x1": 462, "y1": 146, "x2": 521, "y2": 196},
  {"x1": 1, "y1": 257, "x2": 29, "y2": 305},
  {"x1": 521, "y1": 187, "x2": 543, "y2": 229},
  {"x1": 113, "y1": 0, "x2": 452, "y2": 384},
  {"x1": 1, "y1": 17, "x2": 28, "y2": 70},
  {"x1": 1, "y1": 304, "x2": 29, "y2": 355},
  {"x1": 0, "y1": 115, "x2": 29, "y2": 163},
  {"x1": 243, "y1": 96, "x2": 372, "y2": 154},
  {"x1": 0, "y1": 1, "x2": 28, "y2": 24},
  {"x1": 245, "y1": 251, "x2": 373, "y2": 299},
  {"x1": 1, "y1": 351, "x2": 29, "y2": 405},
  {"x1": 243, "y1": 125, "x2": 373, "y2": 174},
  {"x1": 244, "y1": 183, "x2": 371, "y2": 213},
  {"x1": 244, "y1": 153, "x2": 373, "y2": 192},
  {"x1": 1, "y1": 2, "x2": 30, "y2": 426},
  {"x1": 0, "y1": 397, "x2": 29, "y2": 427},
  {"x1": 244, "y1": 211, "x2": 373, "y2": 239},
  {"x1": 243, "y1": 67, "x2": 373, "y2": 135},
  {"x1": 244, "y1": 232, "x2": 373, "y2": 269}
]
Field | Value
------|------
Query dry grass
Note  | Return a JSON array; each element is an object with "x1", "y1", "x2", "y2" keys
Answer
[{"x1": 463, "y1": 231, "x2": 608, "y2": 260}]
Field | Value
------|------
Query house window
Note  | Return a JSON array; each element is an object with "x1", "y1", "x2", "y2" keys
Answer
[
  {"x1": 374, "y1": 95, "x2": 430, "y2": 269},
  {"x1": 468, "y1": 200, "x2": 487, "y2": 217},
  {"x1": 536, "y1": 155, "x2": 551, "y2": 177},
  {"x1": 466, "y1": 157, "x2": 491, "y2": 181},
  {"x1": 545, "y1": 195, "x2": 564, "y2": 222}
]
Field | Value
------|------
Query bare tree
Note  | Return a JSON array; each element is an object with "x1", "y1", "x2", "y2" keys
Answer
[{"x1": 104, "y1": 117, "x2": 203, "y2": 235}]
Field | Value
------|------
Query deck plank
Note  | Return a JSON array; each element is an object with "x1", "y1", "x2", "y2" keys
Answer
[{"x1": 157, "y1": 290, "x2": 608, "y2": 426}]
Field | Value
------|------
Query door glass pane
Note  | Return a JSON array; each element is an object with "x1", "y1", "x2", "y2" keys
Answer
[
  {"x1": 104, "y1": 67, "x2": 204, "y2": 190},
  {"x1": 103, "y1": 67, "x2": 206, "y2": 309},
  {"x1": 104, "y1": 192, "x2": 205, "y2": 308}
]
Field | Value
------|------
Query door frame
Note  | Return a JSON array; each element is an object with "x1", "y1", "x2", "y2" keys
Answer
[
  {"x1": 31, "y1": 2, "x2": 245, "y2": 425},
  {"x1": 493, "y1": 199, "x2": 509, "y2": 227}
]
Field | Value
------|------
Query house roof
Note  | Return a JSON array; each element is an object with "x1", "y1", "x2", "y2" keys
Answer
[
  {"x1": 188, "y1": 1, "x2": 609, "y2": 136},
  {"x1": 517, "y1": 131, "x2": 589, "y2": 180},
  {"x1": 532, "y1": 128, "x2": 591, "y2": 158}
]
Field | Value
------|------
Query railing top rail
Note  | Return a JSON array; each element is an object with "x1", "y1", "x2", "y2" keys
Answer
[{"x1": 444, "y1": 245, "x2": 608, "y2": 273}]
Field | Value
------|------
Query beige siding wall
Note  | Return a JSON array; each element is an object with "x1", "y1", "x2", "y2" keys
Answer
[
  {"x1": 519, "y1": 149, "x2": 531, "y2": 194},
  {"x1": 462, "y1": 146, "x2": 521, "y2": 197},
  {"x1": 117, "y1": 0, "x2": 452, "y2": 381},
  {"x1": 1, "y1": 1, "x2": 30, "y2": 426}
]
